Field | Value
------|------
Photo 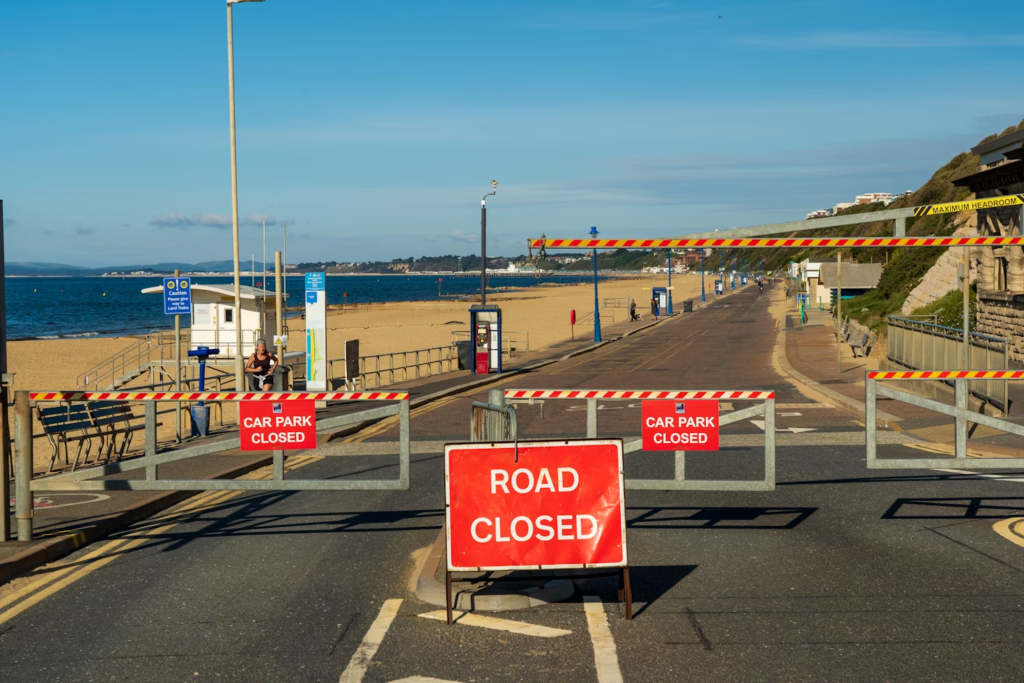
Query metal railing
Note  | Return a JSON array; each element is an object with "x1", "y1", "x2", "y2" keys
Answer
[
  {"x1": 470, "y1": 398, "x2": 518, "y2": 442},
  {"x1": 328, "y1": 345, "x2": 459, "y2": 390},
  {"x1": 866, "y1": 370, "x2": 1024, "y2": 469},
  {"x1": 78, "y1": 328, "x2": 192, "y2": 391},
  {"x1": 13, "y1": 390, "x2": 412, "y2": 541},
  {"x1": 886, "y1": 316, "x2": 1008, "y2": 409},
  {"x1": 450, "y1": 330, "x2": 530, "y2": 356},
  {"x1": 501, "y1": 388, "x2": 776, "y2": 491}
]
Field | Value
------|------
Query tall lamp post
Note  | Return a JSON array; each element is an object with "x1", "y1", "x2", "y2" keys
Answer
[
  {"x1": 480, "y1": 180, "x2": 498, "y2": 305},
  {"x1": 591, "y1": 226, "x2": 602, "y2": 342},
  {"x1": 226, "y1": 0, "x2": 263, "y2": 390}
]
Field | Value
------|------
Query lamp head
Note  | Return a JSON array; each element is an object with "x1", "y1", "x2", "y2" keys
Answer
[
  {"x1": 589, "y1": 226, "x2": 599, "y2": 237},
  {"x1": 491, "y1": 180, "x2": 498, "y2": 190}
]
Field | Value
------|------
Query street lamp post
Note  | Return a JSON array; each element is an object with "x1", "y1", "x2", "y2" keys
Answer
[
  {"x1": 226, "y1": 0, "x2": 263, "y2": 391},
  {"x1": 591, "y1": 226, "x2": 601, "y2": 342},
  {"x1": 480, "y1": 180, "x2": 498, "y2": 305}
]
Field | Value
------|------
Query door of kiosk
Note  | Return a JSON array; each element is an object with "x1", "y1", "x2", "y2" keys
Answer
[{"x1": 468, "y1": 305, "x2": 502, "y2": 374}]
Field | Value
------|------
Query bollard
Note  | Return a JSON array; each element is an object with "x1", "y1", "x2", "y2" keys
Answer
[
  {"x1": 273, "y1": 450, "x2": 284, "y2": 480},
  {"x1": 488, "y1": 388, "x2": 505, "y2": 407},
  {"x1": 14, "y1": 390, "x2": 33, "y2": 541},
  {"x1": 764, "y1": 397, "x2": 776, "y2": 489},
  {"x1": 398, "y1": 400, "x2": 411, "y2": 489},
  {"x1": 145, "y1": 401, "x2": 158, "y2": 480}
]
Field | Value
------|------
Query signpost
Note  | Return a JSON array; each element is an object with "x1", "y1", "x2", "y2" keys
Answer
[
  {"x1": 305, "y1": 272, "x2": 327, "y2": 390},
  {"x1": 445, "y1": 439, "x2": 629, "y2": 622},
  {"x1": 642, "y1": 400, "x2": 719, "y2": 451},
  {"x1": 239, "y1": 400, "x2": 317, "y2": 451}
]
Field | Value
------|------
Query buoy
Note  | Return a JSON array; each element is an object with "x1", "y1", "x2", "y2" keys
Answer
[{"x1": 103, "y1": 293, "x2": 106, "y2": 297}]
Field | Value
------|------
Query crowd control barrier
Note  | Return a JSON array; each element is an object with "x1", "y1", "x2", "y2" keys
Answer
[
  {"x1": 502, "y1": 389, "x2": 776, "y2": 491},
  {"x1": 470, "y1": 401, "x2": 517, "y2": 443},
  {"x1": 866, "y1": 370, "x2": 1024, "y2": 469},
  {"x1": 14, "y1": 390, "x2": 410, "y2": 541}
]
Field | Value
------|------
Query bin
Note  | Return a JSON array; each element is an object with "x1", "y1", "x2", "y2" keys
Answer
[
  {"x1": 190, "y1": 406, "x2": 210, "y2": 437},
  {"x1": 682, "y1": 300, "x2": 693, "y2": 313},
  {"x1": 456, "y1": 341, "x2": 472, "y2": 370}
]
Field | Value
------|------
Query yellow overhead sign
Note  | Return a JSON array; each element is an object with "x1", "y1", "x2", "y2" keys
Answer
[{"x1": 913, "y1": 194, "x2": 1024, "y2": 217}]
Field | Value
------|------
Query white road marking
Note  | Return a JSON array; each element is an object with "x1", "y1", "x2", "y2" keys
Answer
[
  {"x1": 750, "y1": 419, "x2": 815, "y2": 434},
  {"x1": 583, "y1": 596, "x2": 624, "y2": 683},
  {"x1": 936, "y1": 469, "x2": 1024, "y2": 483},
  {"x1": 780, "y1": 412, "x2": 803, "y2": 417},
  {"x1": 340, "y1": 599, "x2": 403, "y2": 683},
  {"x1": 388, "y1": 678, "x2": 464, "y2": 683},
  {"x1": 418, "y1": 610, "x2": 571, "y2": 638}
]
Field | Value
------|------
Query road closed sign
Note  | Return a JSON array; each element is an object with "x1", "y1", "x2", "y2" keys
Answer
[
  {"x1": 239, "y1": 400, "x2": 317, "y2": 451},
  {"x1": 445, "y1": 440, "x2": 626, "y2": 571},
  {"x1": 642, "y1": 400, "x2": 719, "y2": 451}
]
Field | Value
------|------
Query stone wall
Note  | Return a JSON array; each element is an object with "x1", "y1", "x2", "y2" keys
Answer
[
  {"x1": 974, "y1": 180, "x2": 1024, "y2": 362},
  {"x1": 975, "y1": 294, "x2": 1024, "y2": 362}
]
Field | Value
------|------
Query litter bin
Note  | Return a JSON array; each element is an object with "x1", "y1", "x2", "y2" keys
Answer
[
  {"x1": 682, "y1": 300, "x2": 693, "y2": 313},
  {"x1": 272, "y1": 365, "x2": 291, "y2": 391},
  {"x1": 190, "y1": 406, "x2": 210, "y2": 437},
  {"x1": 456, "y1": 341, "x2": 472, "y2": 370}
]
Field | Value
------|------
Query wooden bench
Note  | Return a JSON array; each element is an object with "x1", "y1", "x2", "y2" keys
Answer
[{"x1": 37, "y1": 401, "x2": 149, "y2": 473}]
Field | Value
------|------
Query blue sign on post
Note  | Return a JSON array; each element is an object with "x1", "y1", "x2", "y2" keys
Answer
[
  {"x1": 163, "y1": 277, "x2": 192, "y2": 315},
  {"x1": 305, "y1": 272, "x2": 325, "y2": 291}
]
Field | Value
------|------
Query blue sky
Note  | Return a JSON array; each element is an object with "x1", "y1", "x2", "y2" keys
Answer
[{"x1": 2, "y1": 0, "x2": 1023, "y2": 267}]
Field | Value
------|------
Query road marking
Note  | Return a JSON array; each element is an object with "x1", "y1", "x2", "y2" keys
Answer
[
  {"x1": 583, "y1": 596, "x2": 624, "y2": 683},
  {"x1": 388, "y1": 678, "x2": 463, "y2": 683},
  {"x1": 750, "y1": 419, "x2": 815, "y2": 434},
  {"x1": 993, "y1": 517, "x2": 1024, "y2": 549},
  {"x1": 418, "y1": 610, "x2": 571, "y2": 638},
  {"x1": 780, "y1": 412, "x2": 803, "y2": 417},
  {"x1": 935, "y1": 468, "x2": 1024, "y2": 482},
  {"x1": 340, "y1": 598, "x2": 403, "y2": 683}
]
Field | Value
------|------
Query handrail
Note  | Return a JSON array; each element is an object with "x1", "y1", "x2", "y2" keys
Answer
[{"x1": 886, "y1": 316, "x2": 1005, "y2": 344}]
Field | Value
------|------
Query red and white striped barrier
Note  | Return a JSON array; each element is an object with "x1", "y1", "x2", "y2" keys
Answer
[
  {"x1": 868, "y1": 370, "x2": 1024, "y2": 381},
  {"x1": 504, "y1": 389, "x2": 774, "y2": 400},
  {"x1": 529, "y1": 236, "x2": 1024, "y2": 250},
  {"x1": 29, "y1": 391, "x2": 409, "y2": 402}
]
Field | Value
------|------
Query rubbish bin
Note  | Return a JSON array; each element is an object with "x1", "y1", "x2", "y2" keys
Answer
[
  {"x1": 190, "y1": 406, "x2": 210, "y2": 437},
  {"x1": 272, "y1": 365, "x2": 291, "y2": 391},
  {"x1": 682, "y1": 300, "x2": 693, "y2": 313},
  {"x1": 456, "y1": 341, "x2": 472, "y2": 370}
]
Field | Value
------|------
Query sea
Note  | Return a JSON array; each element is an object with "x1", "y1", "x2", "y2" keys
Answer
[{"x1": 5, "y1": 273, "x2": 597, "y2": 341}]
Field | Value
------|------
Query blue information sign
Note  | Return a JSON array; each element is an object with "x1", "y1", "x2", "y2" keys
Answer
[
  {"x1": 163, "y1": 277, "x2": 192, "y2": 315},
  {"x1": 305, "y1": 272, "x2": 325, "y2": 291}
]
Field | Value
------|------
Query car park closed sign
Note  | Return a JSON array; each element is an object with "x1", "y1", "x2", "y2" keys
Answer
[
  {"x1": 445, "y1": 440, "x2": 627, "y2": 571},
  {"x1": 642, "y1": 400, "x2": 719, "y2": 451},
  {"x1": 239, "y1": 401, "x2": 317, "y2": 451}
]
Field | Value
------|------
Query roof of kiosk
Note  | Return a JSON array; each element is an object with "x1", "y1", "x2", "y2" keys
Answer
[{"x1": 140, "y1": 283, "x2": 288, "y2": 300}]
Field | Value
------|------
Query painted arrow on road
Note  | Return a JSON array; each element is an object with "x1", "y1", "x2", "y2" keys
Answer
[{"x1": 750, "y1": 419, "x2": 815, "y2": 434}]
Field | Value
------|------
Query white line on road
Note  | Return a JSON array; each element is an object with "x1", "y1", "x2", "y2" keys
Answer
[
  {"x1": 418, "y1": 610, "x2": 571, "y2": 638},
  {"x1": 936, "y1": 469, "x2": 1024, "y2": 483},
  {"x1": 340, "y1": 598, "x2": 403, "y2": 683},
  {"x1": 388, "y1": 677, "x2": 464, "y2": 683},
  {"x1": 583, "y1": 596, "x2": 624, "y2": 683}
]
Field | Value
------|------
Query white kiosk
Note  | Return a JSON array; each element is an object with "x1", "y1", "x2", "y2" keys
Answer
[{"x1": 141, "y1": 283, "x2": 285, "y2": 358}]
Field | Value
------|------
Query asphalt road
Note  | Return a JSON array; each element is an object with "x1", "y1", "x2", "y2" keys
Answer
[{"x1": 3, "y1": 284, "x2": 1024, "y2": 682}]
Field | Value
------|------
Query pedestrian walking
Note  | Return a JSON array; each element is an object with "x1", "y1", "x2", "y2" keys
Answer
[{"x1": 629, "y1": 299, "x2": 638, "y2": 322}]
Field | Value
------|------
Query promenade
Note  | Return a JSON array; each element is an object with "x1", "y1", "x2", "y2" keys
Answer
[{"x1": 3, "y1": 281, "x2": 1024, "y2": 682}]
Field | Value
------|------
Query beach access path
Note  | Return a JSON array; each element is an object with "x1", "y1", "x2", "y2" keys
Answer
[{"x1": 4, "y1": 282, "x2": 1024, "y2": 682}]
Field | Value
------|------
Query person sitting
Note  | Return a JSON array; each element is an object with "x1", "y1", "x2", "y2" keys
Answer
[{"x1": 246, "y1": 339, "x2": 279, "y2": 392}]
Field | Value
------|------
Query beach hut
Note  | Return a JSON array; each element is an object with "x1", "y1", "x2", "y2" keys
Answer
[{"x1": 141, "y1": 283, "x2": 287, "y2": 357}]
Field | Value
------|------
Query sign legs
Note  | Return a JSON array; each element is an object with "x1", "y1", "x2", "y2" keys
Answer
[
  {"x1": 445, "y1": 570, "x2": 453, "y2": 625},
  {"x1": 618, "y1": 567, "x2": 633, "y2": 620}
]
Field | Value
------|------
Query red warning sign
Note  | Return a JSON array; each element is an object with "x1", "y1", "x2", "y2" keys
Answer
[
  {"x1": 445, "y1": 440, "x2": 627, "y2": 571},
  {"x1": 642, "y1": 400, "x2": 719, "y2": 451},
  {"x1": 239, "y1": 400, "x2": 317, "y2": 451}
]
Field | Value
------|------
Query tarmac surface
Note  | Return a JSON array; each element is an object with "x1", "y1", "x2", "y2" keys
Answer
[{"x1": 4, "y1": 282, "x2": 1024, "y2": 682}]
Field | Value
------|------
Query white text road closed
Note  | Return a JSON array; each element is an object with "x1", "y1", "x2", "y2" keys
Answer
[
  {"x1": 239, "y1": 401, "x2": 317, "y2": 451},
  {"x1": 642, "y1": 400, "x2": 719, "y2": 451}
]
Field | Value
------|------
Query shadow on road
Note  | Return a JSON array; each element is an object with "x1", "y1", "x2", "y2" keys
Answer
[
  {"x1": 627, "y1": 506, "x2": 815, "y2": 530},
  {"x1": 882, "y1": 497, "x2": 1024, "y2": 519}
]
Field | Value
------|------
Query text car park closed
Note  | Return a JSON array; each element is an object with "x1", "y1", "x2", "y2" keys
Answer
[{"x1": 239, "y1": 401, "x2": 317, "y2": 451}]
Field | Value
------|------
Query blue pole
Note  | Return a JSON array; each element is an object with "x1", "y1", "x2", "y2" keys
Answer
[
  {"x1": 700, "y1": 250, "x2": 706, "y2": 302},
  {"x1": 666, "y1": 249, "x2": 673, "y2": 315},
  {"x1": 592, "y1": 247, "x2": 602, "y2": 342}
]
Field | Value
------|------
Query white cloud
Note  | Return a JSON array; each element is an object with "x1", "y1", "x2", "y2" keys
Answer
[
  {"x1": 448, "y1": 230, "x2": 477, "y2": 243},
  {"x1": 150, "y1": 212, "x2": 277, "y2": 229}
]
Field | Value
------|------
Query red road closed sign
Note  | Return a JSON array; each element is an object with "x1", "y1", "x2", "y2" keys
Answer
[
  {"x1": 445, "y1": 440, "x2": 627, "y2": 571},
  {"x1": 239, "y1": 400, "x2": 317, "y2": 451},
  {"x1": 642, "y1": 400, "x2": 719, "y2": 451}
]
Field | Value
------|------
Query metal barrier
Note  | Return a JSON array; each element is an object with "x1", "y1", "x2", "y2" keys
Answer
[
  {"x1": 503, "y1": 389, "x2": 776, "y2": 491},
  {"x1": 866, "y1": 370, "x2": 1024, "y2": 469},
  {"x1": 328, "y1": 346, "x2": 458, "y2": 390},
  {"x1": 470, "y1": 401, "x2": 518, "y2": 442},
  {"x1": 14, "y1": 390, "x2": 411, "y2": 541},
  {"x1": 886, "y1": 316, "x2": 1008, "y2": 409}
]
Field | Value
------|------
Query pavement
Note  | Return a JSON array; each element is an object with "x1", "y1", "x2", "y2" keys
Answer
[{"x1": 4, "y1": 282, "x2": 1024, "y2": 681}]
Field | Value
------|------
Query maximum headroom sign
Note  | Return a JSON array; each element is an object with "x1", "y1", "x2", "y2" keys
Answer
[{"x1": 445, "y1": 440, "x2": 627, "y2": 571}]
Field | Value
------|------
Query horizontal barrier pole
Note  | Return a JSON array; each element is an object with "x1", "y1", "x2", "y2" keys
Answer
[
  {"x1": 869, "y1": 370, "x2": 1024, "y2": 380},
  {"x1": 626, "y1": 479, "x2": 775, "y2": 491},
  {"x1": 529, "y1": 236, "x2": 1024, "y2": 250},
  {"x1": 29, "y1": 391, "x2": 409, "y2": 402},
  {"x1": 31, "y1": 478, "x2": 409, "y2": 492},
  {"x1": 505, "y1": 389, "x2": 774, "y2": 400}
]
